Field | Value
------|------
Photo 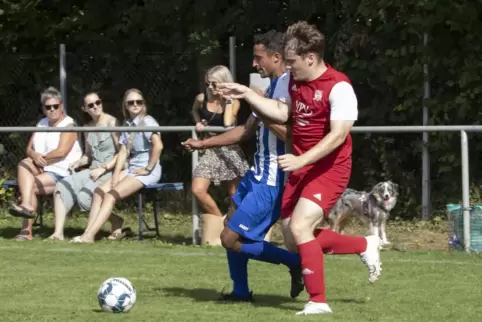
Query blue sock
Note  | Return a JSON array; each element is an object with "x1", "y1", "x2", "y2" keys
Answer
[
  {"x1": 240, "y1": 240, "x2": 300, "y2": 268},
  {"x1": 226, "y1": 250, "x2": 250, "y2": 297}
]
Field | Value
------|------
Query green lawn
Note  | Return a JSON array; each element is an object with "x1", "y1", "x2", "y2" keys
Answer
[{"x1": 0, "y1": 212, "x2": 481, "y2": 321}]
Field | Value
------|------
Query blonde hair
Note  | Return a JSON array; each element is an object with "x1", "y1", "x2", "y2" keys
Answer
[
  {"x1": 40, "y1": 86, "x2": 62, "y2": 105},
  {"x1": 122, "y1": 88, "x2": 147, "y2": 120},
  {"x1": 204, "y1": 65, "x2": 234, "y2": 99}
]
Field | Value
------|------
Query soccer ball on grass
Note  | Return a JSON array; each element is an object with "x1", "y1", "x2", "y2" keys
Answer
[{"x1": 97, "y1": 277, "x2": 137, "y2": 313}]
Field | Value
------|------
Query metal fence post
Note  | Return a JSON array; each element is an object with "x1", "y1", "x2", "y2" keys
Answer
[
  {"x1": 422, "y1": 32, "x2": 431, "y2": 221},
  {"x1": 460, "y1": 130, "x2": 471, "y2": 252},
  {"x1": 191, "y1": 129, "x2": 200, "y2": 245},
  {"x1": 59, "y1": 44, "x2": 67, "y2": 113},
  {"x1": 229, "y1": 36, "x2": 236, "y2": 81}
]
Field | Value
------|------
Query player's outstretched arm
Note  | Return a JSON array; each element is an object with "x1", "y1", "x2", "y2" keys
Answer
[
  {"x1": 181, "y1": 115, "x2": 258, "y2": 151},
  {"x1": 217, "y1": 83, "x2": 290, "y2": 124}
]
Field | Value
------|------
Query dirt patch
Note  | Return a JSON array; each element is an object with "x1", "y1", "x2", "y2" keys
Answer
[{"x1": 267, "y1": 219, "x2": 450, "y2": 252}]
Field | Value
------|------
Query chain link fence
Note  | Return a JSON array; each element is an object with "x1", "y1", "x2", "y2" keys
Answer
[
  {"x1": 0, "y1": 51, "x2": 239, "y2": 215},
  {"x1": 0, "y1": 53, "x2": 59, "y2": 179},
  {"x1": 1, "y1": 50, "x2": 479, "y2": 251}
]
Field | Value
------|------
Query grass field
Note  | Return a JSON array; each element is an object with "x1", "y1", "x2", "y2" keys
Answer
[{"x1": 0, "y1": 211, "x2": 481, "y2": 321}]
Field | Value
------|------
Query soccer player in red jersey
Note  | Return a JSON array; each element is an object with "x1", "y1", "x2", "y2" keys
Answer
[{"x1": 217, "y1": 21, "x2": 382, "y2": 315}]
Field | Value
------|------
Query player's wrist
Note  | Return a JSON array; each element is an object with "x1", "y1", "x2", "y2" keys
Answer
[
  {"x1": 299, "y1": 154, "x2": 310, "y2": 167},
  {"x1": 199, "y1": 138, "x2": 209, "y2": 149}
]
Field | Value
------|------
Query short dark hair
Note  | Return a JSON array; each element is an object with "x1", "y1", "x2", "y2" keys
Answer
[
  {"x1": 284, "y1": 21, "x2": 325, "y2": 58},
  {"x1": 253, "y1": 30, "x2": 285, "y2": 55}
]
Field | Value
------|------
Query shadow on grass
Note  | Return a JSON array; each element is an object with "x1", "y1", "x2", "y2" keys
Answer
[{"x1": 156, "y1": 287, "x2": 300, "y2": 311}]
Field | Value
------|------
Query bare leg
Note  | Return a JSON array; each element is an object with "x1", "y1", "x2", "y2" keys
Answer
[
  {"x1": 50, "y1": 193, "x2": 67, "y2": 240},
  {"x1": 78, "y1": 175, "x2": 143, "y2": 243},
  {"x1": 15, "y1": 158, "x2": 42, "y2": 211},
  {"x1": 281, "y1": 218, "x2": 298, "y2": 253},
  {"x1": 85, "y1": 189, "x2": 105, "y2": 231},
  {"x1": 15, "y1": 173, "x2": 56, "y2": 240},
  {"x1": 192, "y1": 177, "x2": 223, "y2": 217}
]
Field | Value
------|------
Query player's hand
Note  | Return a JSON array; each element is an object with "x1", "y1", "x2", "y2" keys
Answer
[
  {"x1": 277, "y1": 154, "x2": 307, "y2": 172},
  {"x1": 250, "y1": 86, "x2": 265, "y2": 96},
  {"x1": 217, "y1": 83, "x2": 251, "y2": 99},
  {"x1": 181, "y1": 138, "x2": 204, "y2": 152}
]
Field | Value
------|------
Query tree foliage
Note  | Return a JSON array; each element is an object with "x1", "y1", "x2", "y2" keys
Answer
[{"x1": 0, "y1": 0, "x2": 481, "y2": 217}]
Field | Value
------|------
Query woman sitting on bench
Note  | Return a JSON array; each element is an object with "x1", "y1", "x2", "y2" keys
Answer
[
  {"x1": 9, "y1": 86, "x2": 83, "y2": 241},
  {"x1": 48, "y1": 92, "x2": 121, "y2": 241},
  {"x1": 71, "y1": 88, "x2": 163, "y2": 243}
]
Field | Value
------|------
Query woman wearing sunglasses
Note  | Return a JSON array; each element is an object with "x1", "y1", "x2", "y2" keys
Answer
[
  {"x1": 48, "y1": 92, "x2": 123, "y2": 241},
  {"x1": 190, "y1": 65, "x2": 249, "y2": 245},
  {"x1": 71, "y1": 88, "x2": 163, "y2": 243},
  {"x1": 9, "y1": 86, "x2": 83, "y2": 241}
]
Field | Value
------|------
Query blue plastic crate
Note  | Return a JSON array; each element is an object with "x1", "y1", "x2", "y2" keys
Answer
[{"x1": 447, "y1": 204, "x2": 482, "y2": 252}]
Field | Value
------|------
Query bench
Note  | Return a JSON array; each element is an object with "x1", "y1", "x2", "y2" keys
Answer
[
  {"x1": 1, "y1": 179, "x2": 184, "y2": 240},
  {"x1": 136, "y1": 182, "x2": 184, "y2": 240}
]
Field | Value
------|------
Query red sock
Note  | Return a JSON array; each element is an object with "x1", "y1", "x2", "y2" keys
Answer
[
  {"x1": 315, "y1": 229, "x2": 367, "y2": 254},
  {"x1": 298, "y1": 240, "x2": 326, "y2": 303}
]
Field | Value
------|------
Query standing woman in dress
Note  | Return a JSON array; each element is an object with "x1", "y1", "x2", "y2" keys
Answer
[
  {"x1": 71, "y1": 88, "x2": 163, "y2": 243},
  {"x1": 191, "y1": 65, "x2": 249, "y2": 244}
]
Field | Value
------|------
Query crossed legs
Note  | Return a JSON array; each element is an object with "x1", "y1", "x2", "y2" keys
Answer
[{"x1": 11, "y1": 158, "x2": 57, "y2": 240}]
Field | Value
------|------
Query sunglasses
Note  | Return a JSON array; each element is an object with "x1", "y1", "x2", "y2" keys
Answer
[
  {"x1": 205, "y1": 81, "x2": 218, "y2": 89},
  {"x1": 86, "y1": 100, "x2": 102, "y2": 109},
  {"x1": 127, "y1": 99, "x2": 144, "y2": 106},
  {"x1": 44, "y1": 104, "x2": 60, "y2": 111}
]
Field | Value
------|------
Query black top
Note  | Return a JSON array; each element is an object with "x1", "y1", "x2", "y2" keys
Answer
[{"x1": 199, "y1": 93, "x2": 224, "y2": 126}]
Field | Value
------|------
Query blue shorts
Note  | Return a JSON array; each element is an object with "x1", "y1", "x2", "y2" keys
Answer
[
  {"x1": 228, "y1": 171, "x2": 283, "y2": 242},
  {"x1": 45, "y1": 171, "x2": 65, "y2": 182}
]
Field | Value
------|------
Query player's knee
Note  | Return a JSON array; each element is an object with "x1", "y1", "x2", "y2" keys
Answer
[
  {"x1": 289, "y1": 220, "x2": 311, "y2": 242},
  {"x1": 220, "y1": 229, "x2": 237, "y2": 250}
]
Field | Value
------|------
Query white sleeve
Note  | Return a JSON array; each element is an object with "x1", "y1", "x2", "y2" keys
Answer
[
  {"x1": 329, "y1": 81, "x2": 358, "y2": 121},
  {"x1": 252, "y1": 75, "x2": 291, "y2": 118},
  {"x1": 277, "y1": 73, "x2": 291, "y2": 104}
]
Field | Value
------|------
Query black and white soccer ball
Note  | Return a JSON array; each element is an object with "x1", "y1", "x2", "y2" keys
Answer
[{"x1": 97, "y1": 277, "x2": 137, "y2": 313}]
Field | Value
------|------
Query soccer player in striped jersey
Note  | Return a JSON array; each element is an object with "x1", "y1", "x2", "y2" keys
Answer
[{"x1": 182, "y1": 30, "x2": 304, "y2": 301}]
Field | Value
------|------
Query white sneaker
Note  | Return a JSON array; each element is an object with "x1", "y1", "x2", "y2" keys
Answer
[
  {"x1": 295, "y1": 301, "x2": 333, "y2": 315},
  {"x1": 360, "y1": 235, "x2": 382, "y2": 283}
]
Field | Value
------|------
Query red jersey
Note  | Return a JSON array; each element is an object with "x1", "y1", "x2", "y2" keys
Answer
[{"x1": 289, "y1": 64, "x2": 353, "y2": 172}]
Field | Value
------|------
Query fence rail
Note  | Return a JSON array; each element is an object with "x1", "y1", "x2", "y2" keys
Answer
[
  {"x1": 0, "y1": 125, "x2": 474, "y2": 251},
  {"x1": 1, "y1": 125, "x2": 482, "y2": 132}
]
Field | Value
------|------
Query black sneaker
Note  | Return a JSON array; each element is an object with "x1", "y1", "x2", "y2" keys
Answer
[
  {"x1": 218, "y1": 291, "x2": 254, "y2": 303},
  {"x1": 289, "y1": 265, "x2": 304, "y2": 298}
]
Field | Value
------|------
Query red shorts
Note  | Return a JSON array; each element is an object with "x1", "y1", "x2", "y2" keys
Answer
[{"x1": 280, "y1": 160, "x2": 351, "y2": 219}]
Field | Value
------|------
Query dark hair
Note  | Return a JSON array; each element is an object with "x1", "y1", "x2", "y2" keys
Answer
[
  {"x1": 284, "y1": 21, "x2": 325, "y2": 58},
  {"x1": 253, "y1": 30, "x2": 285, "y2": 55}
]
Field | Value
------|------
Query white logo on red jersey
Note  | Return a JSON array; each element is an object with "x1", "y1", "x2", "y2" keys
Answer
[
  {"x1": 295, "y1": 101, "x2": 312, "y2": 127},
  {"x1": 291, "y1": 84, "x2": 297, "y2": 91},
  {"x1": 295, "y1": 101, "x2": 312, "y2": 116},
  {"x1": 314, "y1": 90, "x2": 323, "y2": 101}
]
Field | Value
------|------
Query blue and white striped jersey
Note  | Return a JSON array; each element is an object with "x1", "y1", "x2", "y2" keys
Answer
[{"x1": 251, "y1": 72, "x2": 290, "y2": 187}]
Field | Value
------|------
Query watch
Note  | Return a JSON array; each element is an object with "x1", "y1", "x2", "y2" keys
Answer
[
  {"x1": 101, "y1": 164, "x2": 107, "y2": 170},
  {"x1": 145, "y1": 166, "x2": 153, "y2": 172}
]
